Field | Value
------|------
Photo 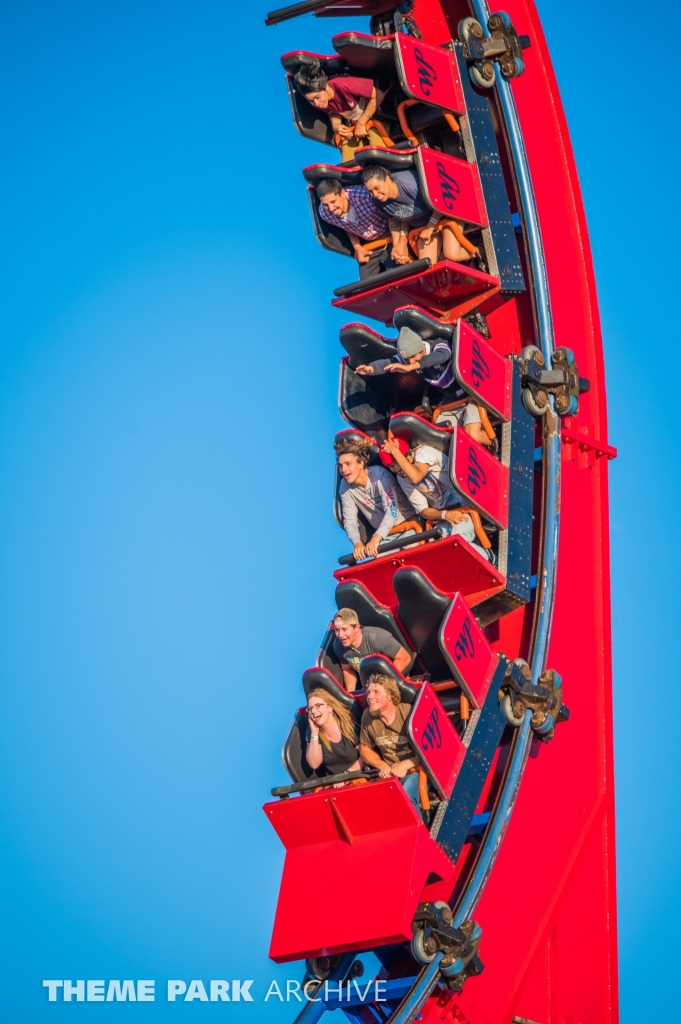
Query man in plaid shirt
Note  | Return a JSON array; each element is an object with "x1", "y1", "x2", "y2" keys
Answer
[{"x1": 317, "y1": 178, "x2": 396, "y2": 280}]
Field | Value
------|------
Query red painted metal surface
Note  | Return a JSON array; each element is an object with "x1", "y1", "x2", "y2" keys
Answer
[
  {"x1": 334, "y1": 533, "x2": 506, "y2": 611},
  {"x1": 454, "y1": 317, "x2": 512, "y2": 420},
  {"x1": 408, "y1": 682, "x2": 466, "y2": 797},
  {"x1": 332, "y1": 260, "x2": 501, "y2": 323},
  {"x1": 440, "y1": 592, "x2": 498, "y2": 708},
  {"x1": 265, "y1": 779, "x2": 456, "y2": 961},
  {"x1": 394, "y1": 34, "x2": 466, "y2": 114},
  {"x1": 417, "y1": 148, "x2": 488, "y2": 226},
  {"x1": 439, "y1": 2, "x2": 617, "y2": 1022},
  {"x1": 450, "y1": 425, "x2": 509, "y2": 527}
]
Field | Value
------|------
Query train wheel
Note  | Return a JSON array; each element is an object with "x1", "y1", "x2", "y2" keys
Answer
[
  {"x1": 501, "y1": 692, "x2": 525, "y2": 728},
  {"x1": 411, "y1": 929, "x2": 437, "y2": 964},
  {"x1": 458, "y1": 16, "x2": 481, "y2": 43},
  {"x1": 520, "y1": 344, "x2": 544, "y2": 364},
  {"x1": 487, "y1": 11, "x2": 512, "y2": 32},
  {"x1": 470, "y1": 62, "x2": 496, "y2": 89},
  {"x1": 440, "y1": 957, "x2": 464, "y2": 979},
  {"x1": 304, "y1": 955, "x2": 338, "y2": 981},
  {"x1": 554, "y1": 346, "x2": 575, "y2": 365},
  {"x1": 533, "y1": 713, "x2": 554, "y2": 736},
  {"x1": 522, "y1": 386, "x2": 548, "y2": 416}
]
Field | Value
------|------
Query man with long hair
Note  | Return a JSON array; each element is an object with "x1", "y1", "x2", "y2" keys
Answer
[
  {"x1": 358, "y1": 673, "x2": 421, "y2": 808},
  {"x1": 361, "y1": 163, "x2": 473, "y2": 268}
]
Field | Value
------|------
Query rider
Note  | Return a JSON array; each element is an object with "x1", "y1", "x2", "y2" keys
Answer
[
  {"x1": 379, "y1": 438, "x2": 490, "y2": 558},
  {"x1": 316, "y1": 178, "x2": 394, "y2": 279},
  {"x1": 304, "y1": 688, "x2": 363, "y2": 779},
  {"x1": 361, "y1": 164, "x2": 472, "y2": 268},
  {"x1": 332, "y1": 607, "x2": 411, "y2": 691},
  {"x1": 358, "y1": 673, "x2": 421, "y2": 809},
  {"x1": 355, "y1": 325, "x2": 491, "y2": 446},
  {"x1": 293, "y1": 61, "x2": 386, "y2": 162},
  {"x1": 334, "y1": 436, "x2": 410, "y2": 562}
]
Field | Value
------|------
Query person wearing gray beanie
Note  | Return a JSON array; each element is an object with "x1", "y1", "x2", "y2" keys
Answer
[
  {"x1": 396, "y1": 326, "x2": 425, "y2": 359},
  {"x1": 355, "y1": 324, "x2": 439, "y2": 381},
  {"x1": 354, "y1": 323, "x2": 492, "y2": 449}
]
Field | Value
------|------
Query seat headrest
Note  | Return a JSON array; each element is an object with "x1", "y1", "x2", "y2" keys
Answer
[
  {"x1": 280, "y1": 51, "x2": 347, "y2": 77},
  {"x1": 332, "y1": 32, "x2": 396, "y2": 76},
  {"x1": 351, "y1": 148, "x2": 417, "y2": 171},
  {"x1": 303, "y1": 164, "x2": 362, "y2": 186},
  {"x1": 334, "y1": 581, "x2": 414, "y2": 669},
  {"x1": 393, "y1": 305, "x2": 454, "y2": 342},
  {"x1": 302, "y1": 667, "x2": 360, "y2": 712},
  {"x1": 334, "y1": 428, "x2": 382, "y2": 466},
  {"x1": 389, "y1": 412, "x2": 453, "y2": 454},
  {"x1": 393, "y1": 566, "x2": 450, "y2": 616},
  {"x1": 358, "y1": 655, "x2": 418, "y2": 704},
  {"x1": 340, "y1": 323, "x2": 396, "y2": 367},
  {"x1": 393, "y1": 568, "x2": 452, "y2": 681}
]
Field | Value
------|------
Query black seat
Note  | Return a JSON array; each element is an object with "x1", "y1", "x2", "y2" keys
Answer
[
  {"x1": 340, "y1": 355, "x2": 425, "y2": 436},
  {"x1": 334, "y1": 428, "x2": 381, "y2": 463},
  {"x1": 335, "y1": 581, "x2": 414, "y2": 661},
  {"x1": 358, "y1": 655, "x2": 418, "y2": 704},
  {"x1": 302, "y1": 667, "x2": 362, "y2": 715},
  {"x1": 393, "y1": 305, "x2": 454, "y2": 343},
  {"x1": 281, "y1": 668, "x2": 363, "y2": 785},
  {"x1": 307, "y1": 186, "x2": 355, "y2": 259},
  {"x1": 303, "y1": 164, "x2": 362, "y2": 187},
  {"x1": 317, "y1": 581, "x2": 415, "y2": 684},
  {"x1": 285, "y1": 78, "x2": 335, "y2": 147},
  {"x1": 340, "y1": 323, "x2": 396, "y2": 367},
  {"x1": 389, "y1": 411, "x2": 452, "y2": 453},
  {"x1": 393, "y1": 568, "x2": 452, "y2": 682},
  {"x1": 332, "y1": 32, "x2": 396, "y2": 75},
  {"x1": 339, "y1": 363, "x2": 393, "y2": 439},
  {"x1": 317, "y1": 630, "x2": 344, "y2": 685},
  {"x1": 280, "y1": 51, "x2": 347, "y2": 77},
  {"x1": 282, "y1": 710, "x2": 314, "y2": 784},
  {"x1": 350, "y1": 148, "x2": 416, "y2": 171}
]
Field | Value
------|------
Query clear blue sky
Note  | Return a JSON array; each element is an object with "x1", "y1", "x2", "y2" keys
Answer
[{"x1": 0, "y1": 1, "x2": 678, "y2": 1020}]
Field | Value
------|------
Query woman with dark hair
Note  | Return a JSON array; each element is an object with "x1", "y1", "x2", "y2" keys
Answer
[
  {"x1": 361, "y1": 163, "x2": 475, "y2": 267},
  {"x1": 294, "y1": 60, "x2": 386, "y2": 162},
  {"x1": 305, "y1": 689, "x2": 363, "y2": 780}
]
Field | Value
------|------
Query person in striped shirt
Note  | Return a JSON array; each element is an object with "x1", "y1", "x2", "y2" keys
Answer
[{"x1": 317, "y1": 179, "x2": 396, "y2": 280}]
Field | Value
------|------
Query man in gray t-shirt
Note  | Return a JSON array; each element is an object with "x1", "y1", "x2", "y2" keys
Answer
[{"x1": 332, "y1": 608, "x2": 411, "y2": 691}]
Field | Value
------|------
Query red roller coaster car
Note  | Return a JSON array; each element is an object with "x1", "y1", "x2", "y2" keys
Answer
[{"x1": 264, "y1": 1, "x2": 618, "y2": 1022}]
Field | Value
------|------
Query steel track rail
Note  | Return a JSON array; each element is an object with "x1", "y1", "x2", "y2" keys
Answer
[
  {"x1": 369, "y1": 4, "x2": 564, "y2": 1014},
  {"x1": 385, "y1": 955, "x2": 445, "y2": 1024},
  {"x1": 448, "y1": 0, "x2": 561, "y2": 934}
]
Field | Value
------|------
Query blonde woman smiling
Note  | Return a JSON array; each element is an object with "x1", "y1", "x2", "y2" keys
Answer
[{"x1": 305, "y1": 689, "x2": 364, "y2": 781}]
